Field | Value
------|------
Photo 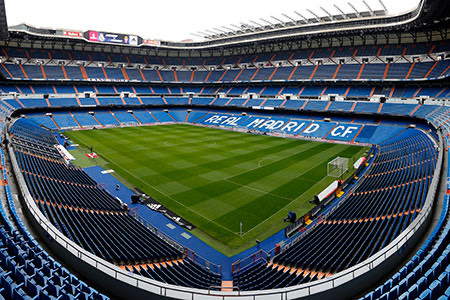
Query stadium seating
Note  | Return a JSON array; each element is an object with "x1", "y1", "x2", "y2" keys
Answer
[
  {"x1": 125, "y1": 259, "x2": 221, "y2": 289},
  {"x1": 1, "y1": 41, "x2": 449, "y2": 85},
  {"x1": 8, "y1": 118, "x2": 222, "y2": 290},
  {"x1": 0, "y1": 122, "x2": 109, "y2": 300},
  {"x1": 1, "y1": 83, "x2": 447, "y2": 100},
  {"x1": 361, "y1": 106, "x2": 450, "y2": 300},
  {"x1": 0, "y1": 32, "x2": 448, "y2": 299},
  {"x1": 234, "y1": 129, "x2": 437, "y2": 291},
  {"x1": 2, "y1": 41, "x2": 448, "y2": 68},
  {"x1": 12, "y1": 120, "x2": 178, "y2": 262},
  {"x1": 0, "y1": 96, "x2": 448, "y2": 297}
]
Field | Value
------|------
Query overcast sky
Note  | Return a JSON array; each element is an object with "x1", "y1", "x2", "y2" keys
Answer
[{"x1": 5, "y1": 0, "x2": 421, "y2": 42}]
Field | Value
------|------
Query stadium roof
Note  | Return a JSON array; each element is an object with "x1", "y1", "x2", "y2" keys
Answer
[
  {"x1": 4, "y1": 0, "x2": 448, "y2": 54},
  {"x1": 5, "y1": 0, "x2": 420, "y2": 42}
]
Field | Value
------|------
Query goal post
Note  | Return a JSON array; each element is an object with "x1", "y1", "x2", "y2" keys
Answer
[{"x1": 327, "y1": 157, "x2": 349, "y2": 178}]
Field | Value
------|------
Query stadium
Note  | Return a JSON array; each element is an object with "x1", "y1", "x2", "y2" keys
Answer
[{"x1": 0, "y1": 0, "x2": 448, "y2": 299}]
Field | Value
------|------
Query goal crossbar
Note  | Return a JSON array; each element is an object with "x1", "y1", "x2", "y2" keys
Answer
[{"x1": 327, "y1": 157, "x2": 349, "y2": 178}]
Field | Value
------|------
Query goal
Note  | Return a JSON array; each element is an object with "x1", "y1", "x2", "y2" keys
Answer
[{"x1": 327, "y1": 157, "x2": 349, "y2": 178}]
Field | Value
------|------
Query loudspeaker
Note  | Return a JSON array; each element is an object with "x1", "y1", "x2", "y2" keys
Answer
[
  {"x1": 284, "y1": 211, "x2": 296, "y2": 222},
  {"x1": 288, "y1": 211, "x2": 296, "y2": 222}
]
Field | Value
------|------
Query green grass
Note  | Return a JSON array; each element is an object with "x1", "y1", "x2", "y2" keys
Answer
[
  {"x1": 65, "y1": 124, "x2": 368, "y2": 256},
  {"x1": 68, "y1": 144, "x2": 109, "y2": 168}
]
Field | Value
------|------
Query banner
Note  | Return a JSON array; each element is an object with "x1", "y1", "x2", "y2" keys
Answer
[
  {"x1": 88, "y1": 31, "x2": 99, "y2": 42},
  {"x1": 63, "y1": 30, "x2": 83, "y2": 38},
  {"x1": 143, "y1": 39, "x2": 161, "y2": 47},
  {"x1": 129, "y1": 35, "x2": 138, "y2": 46},
  {"x1": 88, "y1": 31, "x2": 139, "y2": 46},
  {"x1": 82, "y1": 31, "x2": 162, "y2": 47}
]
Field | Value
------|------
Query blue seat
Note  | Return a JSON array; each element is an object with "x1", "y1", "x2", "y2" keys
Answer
[
  {"x1": 406, "y1": 261, "x2": 415, "y2": 273},
  {"x1": 388, "y1": 286, "x2": 399, "y2": 300},
  {"x1": 67, "y1": 276, "x2": 80, "y2": 289},
  {"x1": 445, "y1": 285, "x2": 450, "y2": 297},
  {"x1": 408, "y1": 284, "x2": 418, "y2": 299},
  {"x1": 429, "y1": 280, "x2": 441, "y2": 300},
  {"x1": 399, "y1": 266, "x2": 408, "y2": 280},
  {"x1": 74, "y1": 292, "x2": 89, "y2": 300},
  {"x1": 417, "y1": 277, "x2": 428, "y2": 294},
  {"x1": 398, "y1": 292, "x2": 408, "y2": 300},
  {"x1": 438, "y1": 253, "x2": 449, "y2": 269},
  {"x1": 399, "y1": 278, "x2": 408, "y2": 295},
  {"x1": 61, "y1": 284, "x2": 76, "y2": 296},
  {"x1": 416, "y1": 261, "x2": 425, "y2": 278},
  {"x1": 22, "y1": 263, "x2": 35, "y2": 277},
  {"x1": 392, "y1": 273, "x2": 400, "y2": 286},
  {"x1": 432, "y1": 262, "x2": 442, "y2": 276},
  {"x1": 38, "y1": 290, "x2": 57, "y2": 300},
  {"x1": 382, "y1": 279, "x2": 393, "y2": 294},
  {"x1": 406, "y1": 272, "x2": 416, "y2": 287},
  {"x1": 425, "y1": 269, "x2": 435, "y2": 285},
  {"x1": 419, "y1": 289, "x2": 431, "y2": 300},
  {"x1": 44, "y1": 283, "x2": 59, "y2": 298},
  {"x1": 24, "y1": 278, "x2": 39, "y2": 298},
  {"x1": 438, "y1": 272, "x2": 448, "y2": 288},
  {"x1": 373, "y1": 286, "x2": 382, "y2": 298}
]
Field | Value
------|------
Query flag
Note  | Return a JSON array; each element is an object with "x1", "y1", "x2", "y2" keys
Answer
[{"x1": 85, "y1": 152, "x2": 98, "y2": 158}]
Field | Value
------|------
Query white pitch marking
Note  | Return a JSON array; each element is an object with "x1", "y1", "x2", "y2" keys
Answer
[{"x1": 257, "y1": 156, "x2": 279, "y2": 168}]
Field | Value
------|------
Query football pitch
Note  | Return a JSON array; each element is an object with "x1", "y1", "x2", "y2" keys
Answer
[{"x1": 65, "y1": 124, "x2": 368, "y2": 256}]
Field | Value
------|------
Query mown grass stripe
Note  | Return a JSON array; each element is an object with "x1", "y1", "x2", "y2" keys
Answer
[{"x1": 65, "y1": 124, "x2": 368, "y2": 256}]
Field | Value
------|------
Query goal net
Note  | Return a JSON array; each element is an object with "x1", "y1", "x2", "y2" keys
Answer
[{"x1": 327, "y1": 157, "x2": 349, "y2": 178}]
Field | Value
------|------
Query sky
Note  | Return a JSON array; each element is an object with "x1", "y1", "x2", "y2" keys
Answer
[{"x1": 5, "y1": 0, "x2": 421, "y2": 42}]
